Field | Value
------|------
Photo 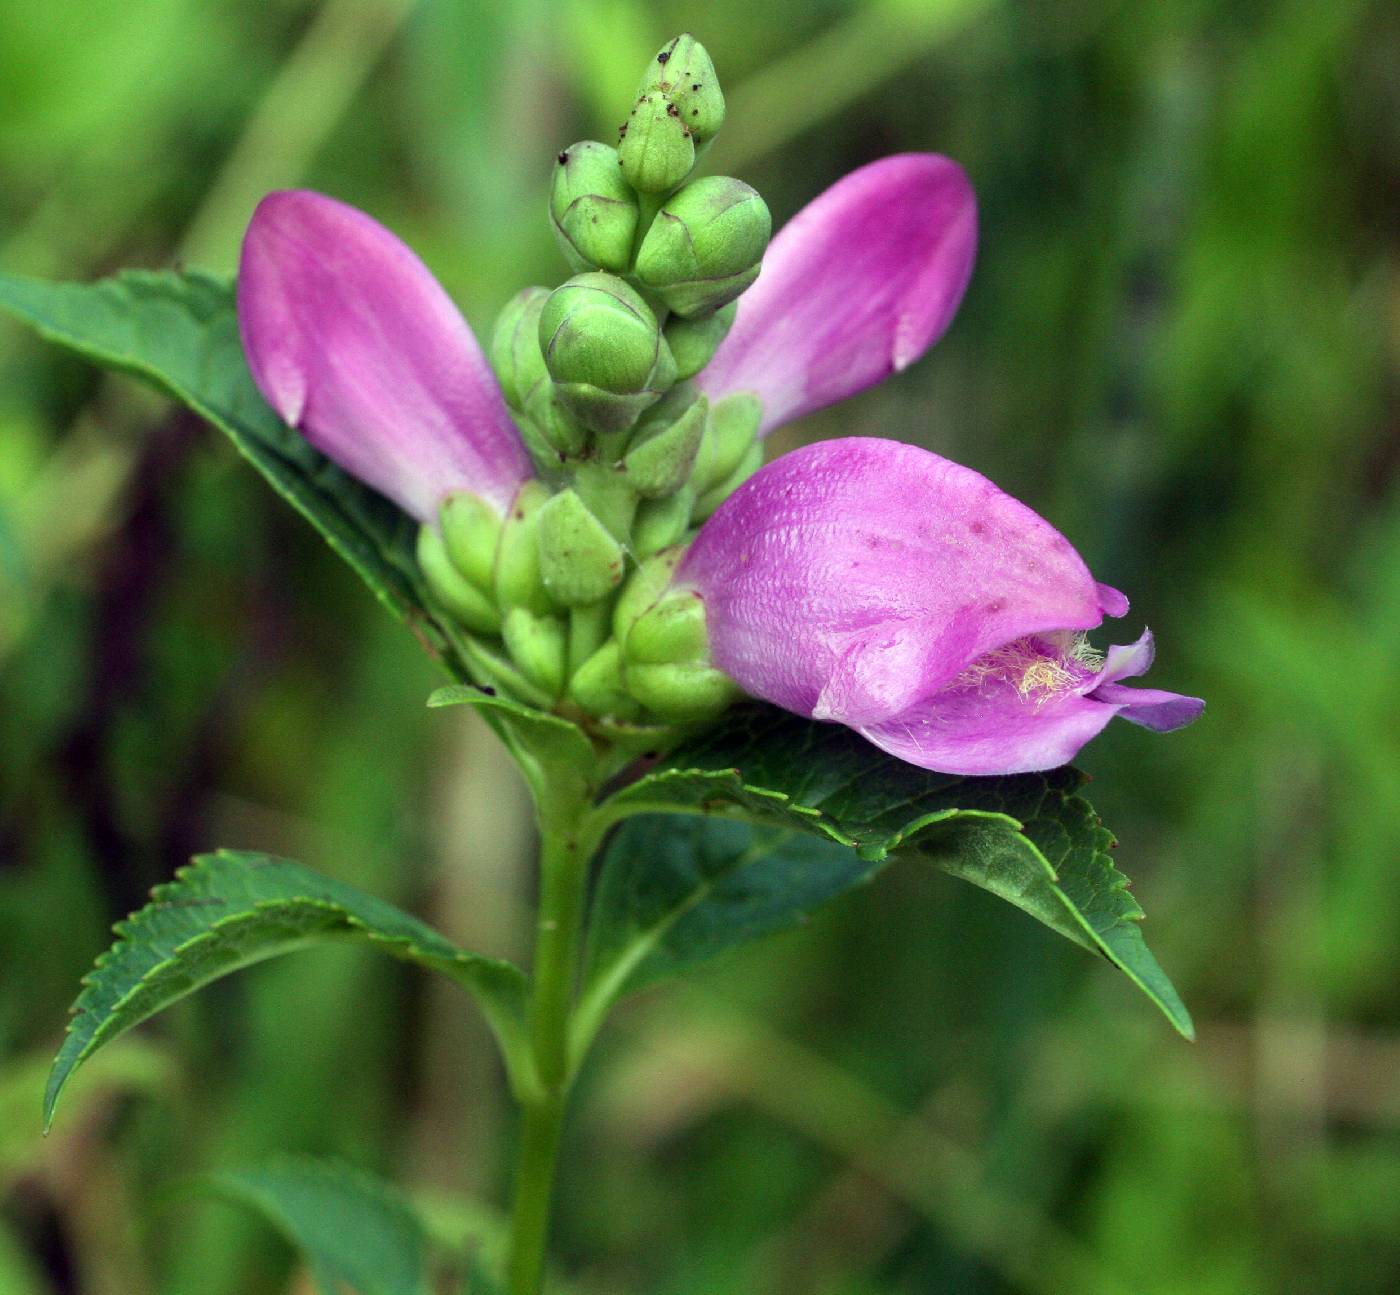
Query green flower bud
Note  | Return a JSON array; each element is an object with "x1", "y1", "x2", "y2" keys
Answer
[
  {"x1": 622, "y1": 589, "x2": 739, "y2": 723},
  {"x1": 636, "y1": 177, "x2": 770, "y2": 318},
  {"x1": 440, "y1": 491, "x2": 502, "y2": 593},
  {"x1": 550, "y1": 141, "x2": 639, "y2": 273},
  {"x1": 521, "y1": 381, "x2": 588, "y2": 458},
  {"x1": 694, "y1": 439, "x2": 763, "y2": 522},
  {"x1": 535, "y1": 488, "x2": 625, "y2": 606},
  {"x1": 638, "y1": 35, "x2": 725, "y2": 145},
  {"x1": 632, "y1": 488, "x2": 696, "y2": 557},
  {"x1": 489, "y1": 286, "x2": 550, "y2": 410},
  {"x1": 494, "y1": 480, "x2": 553, "y2": 614},
  {"x1": 623, "y1": 395, "x2": 707, "y2": 497},
  {"x1": 539, "y1": 273, "x2": 671, "y2": 433},
  {"x1": 416, "y1": 525, "x2": 501, "y2": 636},
  {"x1": 693, "y1": 392, "x2": 761, "y2": 493},
  {"x1": 618, "y1": 90, "x2": 695, "y2": 194},
  {"x1": 501, "y1": 607, "x2": 567, "y2": 698},
  {"x1": 612, "y1": 548, "x2": 683, "y2": 642},
  {"x1": 569, "y1": 640, "x2": 644, "y2": 723},
  {"x1": 664, "y1": 303, "x2": 736, "y2": 381},
  {"x1": 626, "y1": 661, "x2": 739, "y2": 723}
]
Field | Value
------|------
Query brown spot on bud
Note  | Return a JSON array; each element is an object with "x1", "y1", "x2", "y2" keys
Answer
[
  {"x1": 692, "y1": 83, "x2": 700, "y2": 90},
  {"x1": 557, "y1": 150, "x2": 569, "y2": 164},
  {"x1": 657, "y1": 49, "x2": 671, "y2": 64},
  {"x1": 666, "y1": 102, "x2": 679, "y2": 117}
]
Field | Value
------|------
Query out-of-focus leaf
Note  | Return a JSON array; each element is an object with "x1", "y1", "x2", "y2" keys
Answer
[
  {"x1": 594, "y1": 706, "x2": 1192, "y2": 1036},
  {"x1": 0, "y1": 270, "x2": 461, "y2": 674},
  {"x1": 45, "y1": 851, "x2": 527, "y2": 1129},
  {"x1": 196, "y1": 1156, "x2": 429, "y2": 1295}
]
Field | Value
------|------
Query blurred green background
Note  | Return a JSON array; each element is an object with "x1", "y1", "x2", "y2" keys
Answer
[{"x1": 2, "y1": 0, "x2": 1398, "y2": 1291}]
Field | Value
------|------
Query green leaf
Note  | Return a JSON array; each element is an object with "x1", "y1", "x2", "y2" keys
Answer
[
  {"x1": 45, "y1": 850, "x2": 527, "y2": 1130},
  {"x1": 577, "y1": 815, "x2": 878, "y2": 1051},
  {"x1": 428, "y1": 685, "x2": 598, "y2": 815},
  {"x1": 594, "y1": 706, "x2": 1193, "y2": 1037},
  {"x1": 196, "y1": 1156, "x2": 429, "y2": 1295},
  {"x1": 0, "y1": 269, "x2": 460, "y2": 674}
]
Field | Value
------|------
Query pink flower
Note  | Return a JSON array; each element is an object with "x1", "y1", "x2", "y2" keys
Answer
[{"x1": 237, "y1": 190, "x2": 531, "y2": 522}]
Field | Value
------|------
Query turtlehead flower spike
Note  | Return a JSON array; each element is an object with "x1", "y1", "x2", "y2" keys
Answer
[
  {"x1": 678, "y1": 438, "x2": 1203, "y2": 775},
  {"x1": 238, "y1": 190, "x2": 532, "y2": 523},
  {"x1": 698, "y1": 153, "x2": 977, "y2": 436}
]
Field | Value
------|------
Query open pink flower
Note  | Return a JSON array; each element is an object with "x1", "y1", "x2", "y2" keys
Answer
[
  {"x1": 237, "y1": 190, "x2": 531, "y2": 522},
  {"x1": 679, "y1": 438, "x2": 1203, "y2": 774}
]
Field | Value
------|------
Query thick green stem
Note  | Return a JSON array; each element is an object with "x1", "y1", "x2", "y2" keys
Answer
[{"x1": 506, "y1": 794, "x2": 593, "y2": 1295}]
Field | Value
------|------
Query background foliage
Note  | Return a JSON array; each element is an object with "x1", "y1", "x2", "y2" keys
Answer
[{"x1": 2, "y1": 0, "x2": 1397, "y2": 1291}]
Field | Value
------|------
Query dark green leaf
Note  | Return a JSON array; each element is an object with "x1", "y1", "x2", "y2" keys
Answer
[
  {"x1": 595, "y1": 706, "x2": 1192, "y2": 1037},
  {"x1": 577, "y1": 815, "x2": 878, "y2": 1048},
  {"x1": 197, "y1": 1156, "x2": 429, "y2": 1295},
  {"x1": 45, "y1": 850, "x2": 526, "y2": 1129},
  {"x1": 0, "y1": 269, "x2": 461, "y2": 674}
]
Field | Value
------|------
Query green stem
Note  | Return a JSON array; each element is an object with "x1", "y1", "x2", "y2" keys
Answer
[{"x1": 506, "y1": 792, "x2": 594, "y2": 1294}]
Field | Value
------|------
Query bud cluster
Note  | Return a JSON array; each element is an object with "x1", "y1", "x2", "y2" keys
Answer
[{"x1": 417, "y1": 36, "x2": 770, "y2": 736}]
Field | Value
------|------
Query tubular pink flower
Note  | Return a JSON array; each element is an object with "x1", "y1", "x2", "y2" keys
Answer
[
  {"x1": 677, "y1": 438, "x2": 1202, "y2": 775},
  {"x1": 695, "y1": 154, "x2": 977, "y2": 436},
  {"x1": 237, "y1": 190, "x2": 531, "y2": 522}
]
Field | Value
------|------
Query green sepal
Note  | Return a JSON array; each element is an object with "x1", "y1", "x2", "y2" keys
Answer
[
  {"x1": 625, "y1": 591, "x2": 708, "y2": 665},
  {"x1": 501, "y1": 607, "x2": 568, "y2": 698},
  {"x1": 534, "y1": 488, "x2": 625, "y2": 606},
  {"x1": 549, "y1": 141, "x2": 640, "y2": 274},
  {"x1": 612, "y1": 547, "x2": 683, "y2": 641},
  {"x1": 695, "y1": 440, "x2": 762, "y2": 521},
  {"x1": 624, "y1": 660, "x2": 739, "y2": 724},
  {"x1": 633, "y1": 487, "x2": 696, "y2": 557},
  {"x1": 493, "y1": 480, "x2": 553, "y2": 614},
  {"x1": 639, "y1": 35, "x2": 725, "y2": 144},
  {"x1": 618, "y1": 90, "x2": 695, "y2": 194},
  {"x1": 440, "y1": 492, "x2": 503, "y2": 592},
  {"x1": 416, "y1": 526, "x2": 501, "y2": 636},
  {"x1": 568, "y1": 640, "x2": 645, "y2": 723},
  {"x1": 635, "y1": 177, "x2": 771, "y2": 318},
  {"x1": 693, "y1": 391, "x2": 761, "y2": 493},
  {"x1": 665, "y1": 303, "x2": 736, "y2": 381},
  {"x1": 521, "y1": 381, "x2": 588, "y2": 457},
  {"x1": 488, "y1": 286, "x2": 550, "y2": 410},
  {"x1": 623, "y1": 395, "x2": 707, "y2": 497}
]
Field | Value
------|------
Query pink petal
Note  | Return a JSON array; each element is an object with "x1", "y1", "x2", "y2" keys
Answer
[
  {"x1": 695, "y1": 155, "x2": 977, "y2": 435},
  {"x1": 679, "y1": 437, "x2": 1202, "y2": 774},
  {"x1": 678, "y1": 438, "x2": 1108, "y2": 722},
  {"x1": 237, "y1": 190, "x2": 531, "y2": 521}
]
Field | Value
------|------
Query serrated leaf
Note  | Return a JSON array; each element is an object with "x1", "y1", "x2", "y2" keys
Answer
[
  {"x1": 594, "y1": 706, "x2": 1192, "y2": 1037},
  {"x1": 576, "y1": 815, "x2": 879, "y2": 1052},
  {"x1": 46, "y1": 851, "x2": 526, "y2": 1129},
  {"x1": 0, "y1": 269, "x2": 458, "y2": 672},
  {"x1": 197, "y1": 1156, "x2": 429, "y2": 1295}
]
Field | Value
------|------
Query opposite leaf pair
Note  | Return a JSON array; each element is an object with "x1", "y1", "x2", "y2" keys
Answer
[{"x1": 237, "y1": 154, "x2": 1201, "y2": 774}]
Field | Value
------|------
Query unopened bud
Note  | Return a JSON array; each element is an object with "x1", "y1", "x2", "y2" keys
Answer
[
  {"x1": 494, "y1": 480, "x2": 553, "y2": 614},
  {"x1": 623, "y1": 395, "x2": 707, "y2": 497},
  {"x1": 695, "y1": 439, "x2": 762, "y2": 522},
  {"x1": 501, "y1": 606, "x2": 567, "y2": 697},
  {"x1": 550, "y1": 141, "x2": 639, "y2": 273},
  {"x1": 618, "y1": 90, "x2": 695, "y2": 194},
  {"x1": 539, "y1": 273, "x2": 671, "y2": 433},
  {"x1": 440, "y1": 491, "x2": 502, "y2": 595},
  {"x1": 632, "y1": 487, "x2": 696, "y2": 557},
  {"x1": 489, "y1": 287, "x2": 551, "y2": 410},
  {"x1": 534, "y1": 488, "x2": 625, "y2": 606},
  {"x1": 693, "y1": 392, "x2": 761, "y2": 493},
  {"x1": 521, "y1": 381, "x2": 588, "y2": 457},
  {"x1": 664, "y1": 303, "x2": 736, "y2": 381},
  {"x1": 639, "y1": 35, "x2": 725, "y2": 145},
  {"x1": 635, "y1": 177, "x2": 770, "y2": 318},
  {"x1": 622, "y1": 589, "x2": 739, "y2": 722},
  {"x1": 416, "y1": 524, "x2": 501, "y2": 636},
  {"x1": 569, "y1": 640, "x2": 644, "y2": 722},
  {"x1": 612, "y1": 548, "x2": 683, "y2": 642}
]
